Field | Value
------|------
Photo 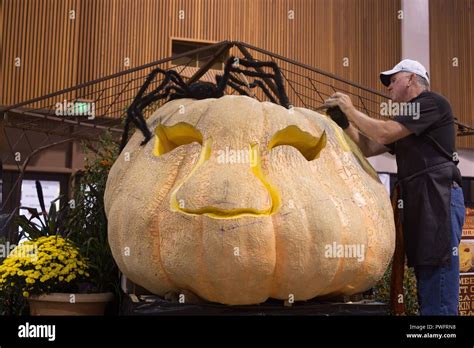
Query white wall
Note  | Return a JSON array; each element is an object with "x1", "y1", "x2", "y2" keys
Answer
[{"x1": 401, "y1": 0, "x2": 430, "y2": 73}]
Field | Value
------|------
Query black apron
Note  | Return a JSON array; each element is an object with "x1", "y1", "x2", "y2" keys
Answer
[{"x1": 397, "y1": 160, "x2": 461, "y2": 266}]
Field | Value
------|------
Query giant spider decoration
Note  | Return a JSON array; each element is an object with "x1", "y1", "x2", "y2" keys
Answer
[{"x1": 120, "y1": 56, "x2": 291, "y2": 151}]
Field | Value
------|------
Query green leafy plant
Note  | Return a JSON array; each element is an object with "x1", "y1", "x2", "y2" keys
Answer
[
  {"x1": 373, "y1": 260, "x2": 419, "y2": 315},
  {"x1": 15, "y1": 181, "x2": 70, "y2": 241},
  {"x1": 63, "y1": 133, "x2": 121, "y2": 301}
]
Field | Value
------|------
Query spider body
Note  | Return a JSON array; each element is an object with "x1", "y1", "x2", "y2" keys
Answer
[
  {"x1": 169, "y1": 81, "x2": 224, "y2": 101},
  {"x1": 120, "y1": 56, "x2": 291, "y2": 151}
]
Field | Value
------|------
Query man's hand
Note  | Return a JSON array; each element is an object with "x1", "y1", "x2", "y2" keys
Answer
[
  {"x1": 324, "y1": 92, "x2": 356, "y2": 119},
  {"x1": 325, "y1": 92, "x2": 412, "y2": 144}
]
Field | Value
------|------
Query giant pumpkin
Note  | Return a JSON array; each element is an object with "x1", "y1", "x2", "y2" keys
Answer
[{"x1": 104, "y1": 95, "x2": 395, "y2": 305}]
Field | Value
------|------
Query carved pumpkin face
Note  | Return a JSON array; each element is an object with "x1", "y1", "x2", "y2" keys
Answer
[{"x1": 105, "y1": 95, "x2": 395, "y2": 305}]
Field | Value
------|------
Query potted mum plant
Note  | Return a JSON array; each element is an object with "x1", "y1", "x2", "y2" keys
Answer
[
  {"x1": 0, "y1": 134, "x2": 120, "y2": 315},
  {"x1": 0, "y1": 235, "x2": 113, "y2": 315}
]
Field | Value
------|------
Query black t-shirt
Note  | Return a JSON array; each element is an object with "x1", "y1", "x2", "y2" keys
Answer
[
  {"x1": 385, "y1": 91, "x2": 457, "y2": 179},
  {"x1": 384, "y1": 91, "x2": 461, "y2": 266}
]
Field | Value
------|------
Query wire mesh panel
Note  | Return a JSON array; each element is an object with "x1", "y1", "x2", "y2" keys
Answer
[
  {"x1": 2, "y1": 40, "x2": 473, "y2": 215},
  {"x1": 0, "y1": 42, "x2": 229, "y2": 169},
  {"x1": 2, "y1": 40, "x2": 472, "y2": 149}
]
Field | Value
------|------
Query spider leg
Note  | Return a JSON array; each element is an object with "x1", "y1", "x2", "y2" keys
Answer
[
  {"x1": 249, "y1": 80, "x2": 278, "y2": 104},
  {"x1": 121, "y1": 66, "x2": 179, "y2": 151},
  {"x1": 137, "y1": 69, "x2": 188, "y2": 105},
  {"x1": 120, "y1": 106, "x2": 148, "y2": 151},
  {"x1": 215, "y1": 57, "x2": 240, "y2": 94},
  {"x1": 120, "y1": 92, "x2": 171, "y2": 151},
  {"x1": 228, "y1": 74, "x2": 277, "y2": 104},
  {"x1": 228, "y1": 73, "x2": 250, "y2": 90},
  {"x1": 227, "y1": 80, "x2": 251, "y2": 96},
  {"x1": 214, "y1": 74, "x2": 250, "y2": 97},
  {"x1": 120, "y1": 115, "x2": 132, "y2": 151},
  {"x1": 132, "y1": 67, "x2": 171, "y2": 104},
  {"x1": 166, "y1": 85, "x2": 190, "y2": 101},
  {"x1": 225, "y1": 57, "x2": 291, "y2": 108},
  {"x1": 135, "y1": 89, "x2": 176, "y2": 129},
  {"x1": 166, "y1": 70, "x2": 191, "y2": 92}
]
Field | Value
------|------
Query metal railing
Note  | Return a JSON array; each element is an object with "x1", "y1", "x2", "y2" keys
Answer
[{"x1": 2, "y1": 40, "x2": 474, "y2": 206}]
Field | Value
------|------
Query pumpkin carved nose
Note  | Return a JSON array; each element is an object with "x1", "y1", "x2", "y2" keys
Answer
[{"x1": 171, "y1": 143, "x2": 280, "y2": 218}]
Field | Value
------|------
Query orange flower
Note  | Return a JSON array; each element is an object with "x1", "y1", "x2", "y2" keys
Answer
[{"x1": 99, "y1": 159, "x2": 112, "y2": 167}]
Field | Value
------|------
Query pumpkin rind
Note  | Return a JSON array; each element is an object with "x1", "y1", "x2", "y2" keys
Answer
[{"x1": 105, "y1": 95, "x2": 395, "y2": 305}]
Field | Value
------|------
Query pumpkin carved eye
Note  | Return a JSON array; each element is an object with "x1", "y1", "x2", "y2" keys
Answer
[
  {"x1": 153, "y1": 122, "x2": 203, "y2": 156},
  {"x1": 268, "y1": 125, "x2": 326, "y2": 160}
]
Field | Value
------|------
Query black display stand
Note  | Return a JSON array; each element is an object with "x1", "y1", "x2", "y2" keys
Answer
[{"x1": 122, "y1": 293, "x2": 389, "y2": 316}]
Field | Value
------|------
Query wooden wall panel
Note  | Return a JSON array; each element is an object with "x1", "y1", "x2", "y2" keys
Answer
[
  {"x1": 1, "y1": 0, "x2": 401, "y2": 106},
  {"x1": 1, "y1": 0, "x2": 80, "y2": 106},
  {"x1": 430, "y1": 0, "x2": 474, "y2": 149},
  {"x1": 1, "y1": 0, "x2": 405, "y2": 148}
]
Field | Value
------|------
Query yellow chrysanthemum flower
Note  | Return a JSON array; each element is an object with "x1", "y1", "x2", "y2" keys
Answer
[{"x1": 0, "y1": 235, "x2": 89, "y2": 297}]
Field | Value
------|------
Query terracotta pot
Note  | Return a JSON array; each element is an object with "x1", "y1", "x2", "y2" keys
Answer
[{"x1": 28, "y1": 292, "x2": 114, "y2": 316}]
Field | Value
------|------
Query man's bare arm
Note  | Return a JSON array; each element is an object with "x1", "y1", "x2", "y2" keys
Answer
[
  {"x1": 324, "y1": 92, "x2": 413, "y2": 145},
  {"x1": 344, "y1": 123, "x2": 391, "y2": 157}
]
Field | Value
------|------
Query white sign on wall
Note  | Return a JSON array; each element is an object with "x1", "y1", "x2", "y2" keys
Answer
[{"x1": 20, "y1": 180, "x2": 60, "y2": 225}]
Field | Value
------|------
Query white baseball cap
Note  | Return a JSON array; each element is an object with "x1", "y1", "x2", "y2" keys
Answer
[{"x1": 379, "y1": 59, "x2": 430, "y2": 87}]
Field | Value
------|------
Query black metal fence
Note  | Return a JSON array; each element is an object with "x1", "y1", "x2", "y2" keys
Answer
[
  {"x1": 2, "y1": 40, "x2": 473, "y2": 153},
  {"x1": 1, "y1": 40, "x2": 473, "y2": 224}
]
